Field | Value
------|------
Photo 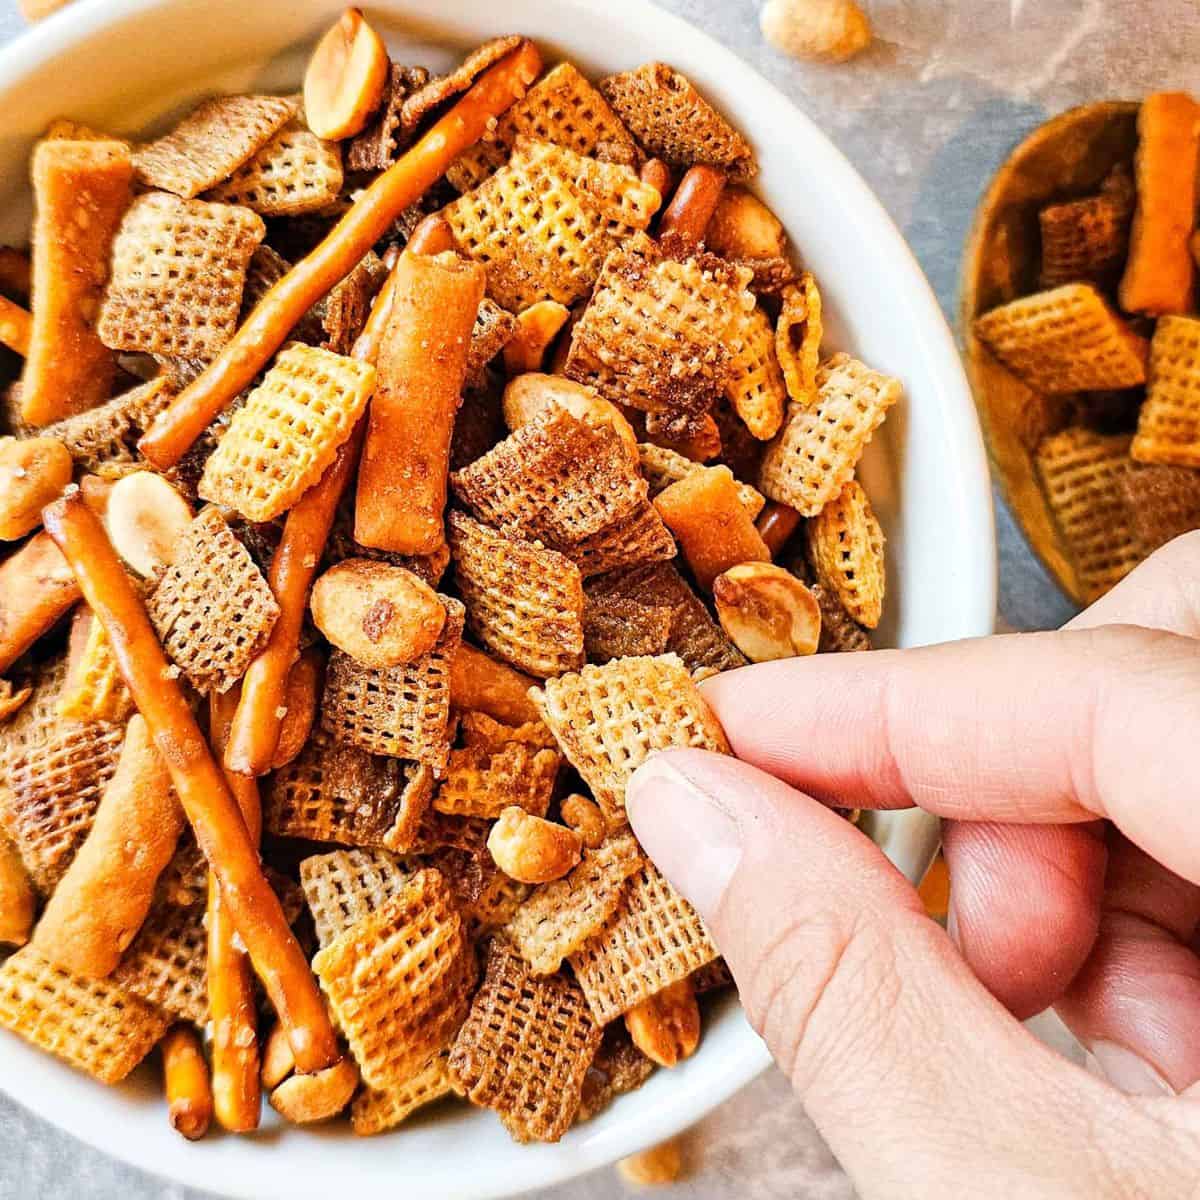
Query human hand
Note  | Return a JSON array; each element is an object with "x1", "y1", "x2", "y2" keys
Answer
[{"x1": 626, "y1": 532, "x2": 1200, "y2": 1200}]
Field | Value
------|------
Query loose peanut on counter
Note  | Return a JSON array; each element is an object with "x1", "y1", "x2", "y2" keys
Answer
[
  {"x1": 623, "y1": 978, "x2": 701, "y2": 1068},
  {"x1": 760, "y1": 0, "x2": 873, "y2": 63},
  {"x1": 270, "y1": 1056, "x2": 360, "y2": 1124},
  {"x1": 309, "y1": 558, "x2": 446, "y2": 668},
  {"x1": 617, "y1": 1138, "x2": 684, "y2": 1188},
  {"x1": 502, "y1": 373, "x2": 639, "y2": 459},
  {"x1": 560, "y1": 794, "x2": 606, "y2": 850},
  {"x1": 0, "y1": 436, "x2": 72, "y2": 540},
  {"x1": 713, "y1": 562, "x2": 822, "y2": 661},
  {"x1": 487, "y1": 806, "x2": 583, "y2": 884},
  {"x1": 104, "y1": 471, "x2": 193, "y2": 576},
  {"x1": 303, "y1": 7, "x2": 390, "y2": 140}
]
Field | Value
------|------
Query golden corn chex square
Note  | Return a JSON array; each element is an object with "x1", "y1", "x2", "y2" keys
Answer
[
  {"x1": 0, "y1": 945, "x2": 170, "y2": 1085},
  {"x1": 57, "y1": 613, "x2": 132, "y2": 725},
  {"x1": 1132, "y1": 315, "x2": 1200, "y2": 468},
  {"x1": 459, "y1": 711, "x2": 557, "y2": 753},
  {"x1": 433, "y1": 742, "x2": 560, "y2": 820},
  {"x1": 1036, "y1": 427, "x2": 1141, "y2": 603},
  {"x1": 199, "y1": 342, "x2": 375, "y2": 523},
  {"x1": 568, "y1": 860, "x2": 718, "y2": 1025},
  {"x1": 441, "y1": 137, "x2": 660, "y2": 311},
  {"x1": 146, "y1": 506, "x2": 280, "y2": 695},
  {"x1": 206, "y1": 121, "x2": 344, "y2": 217},
  {"x1": 725, "y1": 302, "x2": 787, "y2": 440},
  {"x1": 532, "y1": 653, "x2": 730, "y2": 829},
  {"x1": 811, "y1": 582, "x2": 873, "y2": 653},
  {"x1": 447, "y1": 511, "x2": 585, "y2": 679},
  {"x1": 807, "y1": 479, "x2": 886, "y2": 630},
  {"x1": 447, "y1": 62, "x2": 637, "y2": 192},
  {"x1": 1120, "y1": 462, "x2": 1200, "y2": 557},
  {"x1": 759, "y1": 352, "x2": 902, "y2": 517},
  {"x1": 133, "y1": 94, "x2": 296, "y2": 197},
  {"x1": 598, "y1": 62, "x2": 757, "y2": 180},
  {"x1": 300, "y1": 847, "x2": 415, "y2": 949},
  {"x1": 448, "y1": 939, "x2": 602, "y2": 1143},
  {"x1": 775, "y1": 273, "x2": 823, "y2": 409},
  {"x1": 314, "y1": 868, "x2": 474, "y2": 1092},
  {"x1": 97, "y1": 192, "x2": 265, "y2": 363},
  {"x1": 973, "y1": 283, "x2": 1149, "y2": 396},
  {"x1": 351, "y1": 1055, "x2": 456, "y2": 1137}
]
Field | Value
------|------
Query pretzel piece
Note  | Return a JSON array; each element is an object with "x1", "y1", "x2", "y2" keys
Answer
[
  {"x1": 22, "y1": 138, "x2": 133, "y2": 426},
  {"x1": 163, "y1": 1024, "x2": 214, "y2": 1140},
  {"x1": 41, "y1": 492, "x2": 341, "y2": 1074},
  {"x1": 0, "y1": 531, "x2": 80, "y2": 674},
  {"x1": 503, "y1": 301, "x2": 571, "y2": 375},
  {"x1": 0, "y1": 295, "x2": 30, "y2": 356},
  {"x1": 658, "y1": 164, "x2": 726, "y2": 247},
  {"x1": 449, "y1": 642, "x2": 541, "y2": 726},
  {"x1": 137, "y1": 41, "x2": 542, "y2": 471}
]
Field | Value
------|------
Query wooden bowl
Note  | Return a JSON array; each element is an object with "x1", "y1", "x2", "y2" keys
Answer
[{"x1": 960, "y1": 101, "x2": 1140, "y2": 605}]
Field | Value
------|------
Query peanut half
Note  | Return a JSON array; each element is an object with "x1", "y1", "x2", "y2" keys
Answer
[
  {"x1": 713, "y1": 561, "x2": 821, "y2": 661},
  {"x1": 0, "y1": 435, "x2": 72, "y2": 541},
  {"x1": 502, "y1": 373, "x2": 640, "y2": 460},
  {"x1": 559, "y1": 794, "x2": 606, "y2": 850},
  {"x1": 487, "y1": 806, "x2": 583, "y2": 884},
  {"x1": 105, "y1": 471, "x2": 193, "y2": 576},
  {"x1": 303, "y1": 7, "x2": 389, "y2": 140},
  {"x1": 624, "y1": 978, "x2": 701, "y2": 1068},
  {"x1": 269, "y1": 1057, "x2": 359, "y2": 1124},
  {"x1": 760, "y1": 0, "x2": 873, "y2": 64}
]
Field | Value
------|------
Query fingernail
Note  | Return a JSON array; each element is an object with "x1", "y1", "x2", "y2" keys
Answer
[
  {"x1": 1089, "y1": 1040, "x2": 1176, "y2": 1097},
  {"x1": 626, "y1": 755, "x2": 742, "y2": 919}
]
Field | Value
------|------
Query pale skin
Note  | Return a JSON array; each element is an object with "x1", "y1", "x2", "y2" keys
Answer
[{"x1": 627, "y1": 531, "x2": 1200, "y2": 1199}]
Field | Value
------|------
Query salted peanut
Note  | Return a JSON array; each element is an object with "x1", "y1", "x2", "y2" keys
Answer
[
  {"x1": 488, "y1": 806, "x2": 583, "y2": 884},
  {"x1": 654, "y1": 465, "x2": 770, "y2": 591},
  {"x1": 0, "y1": 828, "x2": 35, "y2": 947},
  {"x1": 624, "y1": 978, "x2": 701, "y2": 1068},
  {"x1": 105, "y1": 471, "x2": 193, "y2": 576},
  {"x1": 260, "y1": 1022, "x2": 296, "y2": 1089},
  {"x1": 270, "y1": 647, "x2": 323, "y2": 770},
  {"x1": 303, "y1": 8, "x2": 390, "y2": 140},
  {"x1": 706, "y1": 187, "x2": 787, "y2": 261},
  {"x1": 450, "y1": 643, "x2": 541, "y2": 726},
  {"x1": 560, "y1": 794, "x2": 606, "y2": 850},
  {"x1": 713, "y1": 562, "x2": 821, "y2": 661},
  {"x1": 755, "y1": 500, "x2": 803, "y2": 558},
  {"x1": 0, "y1": 531, "x2": 81, "y2": 675},
  {"x1": 617, "y1": 1139, "x2": 684, "y2": 1187},
  {"x1": 310, "y1": 559, "x2": 446, "y2": 669},
  {"x1": 270, "y1": 1057, "x2": 360, "y2": 1124},
  {"x1": 0, "y1": 436, "x2": 72, "y2": 540},
  {"x1": 163, "y1": 1025, "x2": 214, "y2": 1141},
  {"x1": 503, "y1": 301, "x2": 572, "y2": 374},
  {"x1": 760, "y1": 0, "x2": 873, "y2": 63},
  {"x1": 502, "y1": 373, "x2": 639, "y2": 459}
]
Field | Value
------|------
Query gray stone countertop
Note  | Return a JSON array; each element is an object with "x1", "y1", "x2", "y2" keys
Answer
[{"x1": 1, "y1": 1, "x2": 1197, "y2": 1197}]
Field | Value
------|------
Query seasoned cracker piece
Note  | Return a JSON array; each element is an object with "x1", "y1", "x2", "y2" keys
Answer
[
  {"x1": 586, "y1": 562, "x2": 746, "y2": 674},
  {"x1": 562, "y1": 501, "x2": 677, "y2": 579},
  {"x1": 576, "y1": 1024, "x2": 655, "y2": 1122},
  {"x1": 146, "y1": 506, "x2": 279, "y2": 694},
  {"x1": 399, "y1": 36, "x2": 525, "y2": 136},
  {"x1": 448, "y1": 939, "x2": 602, "y2": 1143},
  {"x1": 199, "y1": 342, "x2": 375, "y2": 522},
  {"x1": 1036, "y1": 427, "x2": 1140, "y2": 603},
  {"x1": 110, "y1": 897, "x2": 208, "y2": 1024},
  {"x1": 1038, "y1": 166, "x2": 1135, "y2": 290},
  {"x1": 206, "y1": 121, "x2": 343, "y2": 217},
  {"x1": 0, "y1": 945, "x2": 169, "y2": 1084},
  {"x1": 154, "y1": 838, "x2": 208, "y2": 909},
  {"x1": 692, "y1": 956, "x2": 735, "y2": 994},
  {"x1": 447, "y1": 62, "x2": 637, "y2": 192},
  {"x1": 433, "y1": 742, "x2": 560, "y2": 820},
  {"x1": 58, "y1": 610, "x2": 132, "y2": 724},
  {"x1": 0, "y1": 660, "x2": 125, "y2": 893},
  {"x1": 459, "y1": 711, "x2": 556, "y2": 752},
  {"x1": 442, "y1": 138, "x2": 660, "y2": 311},
  {"x1": 97, "y1": 192, "x2": 265, "y2": 362},
  {"x1": 300, "y1": 847, "x2": 413, "y2": 949},
  {"x1": 321, "y1": 599, "x2": 464, "y2": 769},
  {"x1": 638, "y1": 443, "x2": 765, "y2": 519},
  {"x1": 321, "y1": 251, "x2": 388, "y2": 356},
  {"x1": 1120, "y1": 462, "x2": 1200, "y2": 557},
  {"x1": 447, "y1": 512, "x2": 585, "y2": 678},
  {"x1": 346, "y1": 64, "x2": 431, "y2": 172},
  {"x1": 973, "y1": 283, "x2": 1149, "y2": 396},
  {"x1": 452, "y1": 405, "x2": 646, "y2": 546},
  {"x1": 314, "y1": 868, "x2": 473, "y2": 1091},
  {"x1": 505, "y1": 831, "x2": 643, "y2": 974},
  {"x1": 409, "y1": 809, "x2": 492, "y2": 857},
  {"x1": 351, "y1": 1054, "x2": 456, "y2": 1136},
  {"x1": 775, "y1": 273, "x2": 823, "y2": 409},
  {"x1": 532, "y1": 654, "x2": 730, "y2": 828},
  {"x1": 598, "y1": 62, "x2": 756, "y2": 181},
  {"x1": 565, "y1": 234, "x2": 756, "y2": 422},
  {"x1": 807, "y1": 479, "x2": 886, "y2": 629},
  {"x1": 725, "y1": 302, "x2": 787, "y2": 440},
  {"x1": 133, "y1": 94, "x2": 296, "y2": 198},
  {"x1": 810, "y1": 582, "x2": 872, "y2": 653},
  {"x1": 468, "y1": 871, "x2": 532, "y2": 932},
  {"x1": 467, "y1": 298, "x2": 518, "y2": 383},
  {"x1": 569, "y1": 860, "x2": 718, "y2": 1024},
  {"x1": 1132, "y1": 315, "x2": 1200, "y2": 468},
  {"x1": 759, "y1": 352, "x2": 901, "y2": 517},
  {"x1": 265, "y1": 728, "x2": 435, "y2": 852},
  {"x1": 583, "y1": 595, "x2": 674, "y2": 663},
  {"x1": 43, "y1": 376, "x2": 176, "y2": 475}
]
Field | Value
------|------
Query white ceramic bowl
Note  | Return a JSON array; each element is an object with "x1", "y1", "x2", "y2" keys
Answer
[{"x1": 0, "y1": 2, "x2": 996, "y2": 1195}]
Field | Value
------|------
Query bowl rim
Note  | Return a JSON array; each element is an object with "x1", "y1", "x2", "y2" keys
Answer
[{"x1": 0, "y1": 0, "x2": 997, "y2": 1194}]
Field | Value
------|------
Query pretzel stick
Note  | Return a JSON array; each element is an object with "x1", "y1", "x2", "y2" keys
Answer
[
  {"x1": 225, "y1": 222, "x2": 453, "y2": 776},
  {"x1": 755, "y1": 500, "x2": 803, "y2": 558},
  {"x1": 0, "y1": 295, "x2": 30, "y2": 356},
  {"x1": 0, "y1": 248, "x2": 30, "y2": 300},
  {"x1": 139, "y1": 40, "x2": 542, "y2": 469},
  {"x1": 658, "y1": 165, "x2": 727, "y2": 247},
  {"x1": 450, "y1": 643, "x2": 541, "y2": 726},
  {"x1": 162, "y1": 1024, "x2": 213, "y2": 1141},
  {"x1": 0, "y1": 531, "x2": 80, "y2": 674},
  {"x1": 42, "y1": 492, "x2": 341, "y2": 1075}
]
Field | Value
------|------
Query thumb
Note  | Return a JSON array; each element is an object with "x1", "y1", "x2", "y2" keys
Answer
[{"x1": 626, "y1": 750, "x2": 1159, "y2": 1199}]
